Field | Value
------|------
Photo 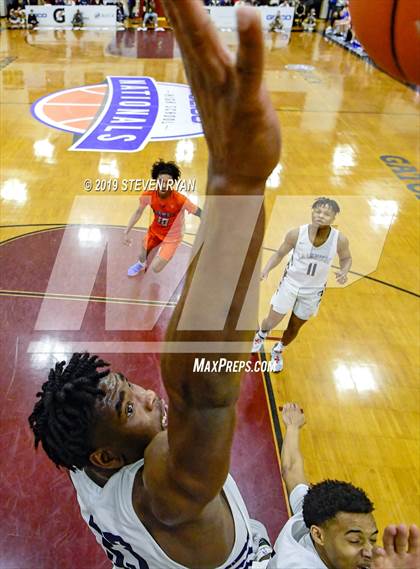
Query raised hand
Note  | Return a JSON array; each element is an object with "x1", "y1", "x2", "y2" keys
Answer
[
  {"x1": 281, "y1": 403, "x2": 306, "y2": 429},
  {"x1": 372, "y1": 525, "x2": 420, "y2": 569},
  {"x1": 162, "y1": 0, "x2": 281, "y2": 191}
]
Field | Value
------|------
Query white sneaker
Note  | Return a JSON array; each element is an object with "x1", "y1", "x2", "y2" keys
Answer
[
  {"x1": 271, "y1": 347, "x2": 283, "y2": 373},
  {"x1": 252, "y1": 333, "x2": 265, "y2": 353},
  {"x1": 127, "y1": 260, "x2": 146, "y2": 277}
]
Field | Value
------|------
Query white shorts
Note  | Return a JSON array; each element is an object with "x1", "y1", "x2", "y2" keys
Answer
[{"x1": 270, "y1": 279, "x2": 325, "y2": 320}]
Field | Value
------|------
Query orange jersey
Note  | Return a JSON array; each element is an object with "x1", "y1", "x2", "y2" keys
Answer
[{"x1": 139, "y1": 190, "x2": 198, "y2": 240}]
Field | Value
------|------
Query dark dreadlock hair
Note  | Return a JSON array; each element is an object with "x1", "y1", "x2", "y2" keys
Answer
[
  {"x1": 302, "y1": 480, "x2": 374, "y2": 528},
  {"x1": 28, "y1": 353, "x2": 110, "y2": 472},
  {"x1": 312, "y1": 197, "x2": 340, "y2": 214},
  {"x1": 151, "y1": 159, "x2": 181, "y2": 181}
]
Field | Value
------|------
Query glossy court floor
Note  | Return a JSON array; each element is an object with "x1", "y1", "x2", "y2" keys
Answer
[{"x1": 0, "y1": 21, "x2": 419, "y2": 568}]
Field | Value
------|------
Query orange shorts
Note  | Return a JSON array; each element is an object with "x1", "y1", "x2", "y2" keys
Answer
[{"x1": 143, "y1": 230, "x2": 182, "y2": 261}]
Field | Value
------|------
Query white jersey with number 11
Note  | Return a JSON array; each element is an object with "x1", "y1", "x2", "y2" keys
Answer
[{"x1": 283, "y1": 224, "x2": 339, "y2": 289}]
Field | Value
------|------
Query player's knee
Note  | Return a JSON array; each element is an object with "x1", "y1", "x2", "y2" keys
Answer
[{"x1": 151, "y1": 258, "x2": 168, "y2": 273}]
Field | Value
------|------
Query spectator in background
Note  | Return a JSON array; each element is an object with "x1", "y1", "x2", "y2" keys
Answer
[
  {"x1": 293, "y1": 0, "x2": 306, "y2": 27},
  {"x1": 27, "y1": 9, "x2": 39, "y2": 27},
  {"x1": 333, "y1": 1, "x2": 350, "y2": 37},
  {"x1": 269, "y1": 11, "x2": 283, "y2": 32},
  {"x1": 302, "y1": 7, "x2": 316, "y2": 31},
  {"x1": 127, "y1": 0, "x2": 136, "y2": 18},
  {"x1": 116, "y1": 1, "x2": 126, "y2": 23},
  {"x1": 326, "y1": 0, "x2": 337, "y2": 23},
  {"x1": 142, "y1": 4, "x2": 158, "y2": 28},
  {"x1": 8, "y1": 8, "x2": 21, "y2": 27},
  {"x1": 72, "y1": 8, "x2": 83, "y2": 27}
]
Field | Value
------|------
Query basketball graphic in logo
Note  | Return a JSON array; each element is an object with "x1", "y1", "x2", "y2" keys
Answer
[
  {"x1": 33, "y1": 84, "x2": 107, "y2": 134},
  {"x1": 31, "y1": 76, "x2": 203, "y2": 153}
]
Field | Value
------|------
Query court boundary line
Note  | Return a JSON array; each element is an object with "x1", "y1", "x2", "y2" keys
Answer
[
  {"x1": 2, "y1": 226, "x2": 418, "y2": 297},
  {"x1": 0, "y1": 56, "x2": 17, "y2": 70},
  {"x1": 0, "y1": 289, "x2": 177, "y2": 307},
  {"x1": 0, "y1": 225, "x2": 190, "y2": 308},
  {"x1": 259, "y1": 350, "x2": 284, "y2": 459},
  {"x1": 263, "y1": 246, "x2": 420, "y2": 298},
  {"x1": 0, "y1": 224, "x2": 195, "y2": 248},
  {"x1": 259, "y1": 349, "x2": 292, "y2": 518}
]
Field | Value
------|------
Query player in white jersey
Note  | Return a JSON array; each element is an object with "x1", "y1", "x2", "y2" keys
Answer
[
  {"x1": 267, "y1": 403, "x2": 420, "y2": 569},
  {"x1": 252, "y1": 198, "x2": 352, "y2": 372},
  {"x1": 28, "y1": 1, "x2": 280, "y2": 568}
]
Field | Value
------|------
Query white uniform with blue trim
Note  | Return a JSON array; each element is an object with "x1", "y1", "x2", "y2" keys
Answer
[
  {"x1": 271, "y1": 225, "x2": 339, "y2": 320},
  {"x1": 268, "y1": 484, "x2": 328, "y2": 569},
  {"x1": 70, "y1": 459, "x2": 271, "y2": 569}
]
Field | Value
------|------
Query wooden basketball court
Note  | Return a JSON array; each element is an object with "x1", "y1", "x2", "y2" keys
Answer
[{"x1": 0, "y1": 19, "x2": 419, "y2": 568}]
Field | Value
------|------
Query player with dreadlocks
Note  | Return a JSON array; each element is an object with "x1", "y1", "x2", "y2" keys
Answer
[
  {"x1": 29, "y1": 1, "x2": 280, "y2": 567},
  {"x1": 252, "y1": 197, "x2": 352, "y2": 373},
  {"x1": 29, "y1": 353, "x2": 113, "y2": 471}
]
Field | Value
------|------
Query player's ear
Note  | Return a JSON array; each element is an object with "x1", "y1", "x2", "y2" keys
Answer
[
  {"x1": 310, "y1": 525, "x2": 325, "y2": 546},
  {"x1": 89, "y1": 448, "x2": 124, "y2": 469}
]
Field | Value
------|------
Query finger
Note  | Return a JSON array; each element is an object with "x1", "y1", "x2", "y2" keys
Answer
[
  {"x1": 382, "y1": 525, "x2": 398, "y2": 556},
  {"x1": 162, "y1": 0, "x2": 231, "y2": 75},
  {"x1": 408, "y1": 524, "x2": 420, "y2": 555},
  {"x1": 236, "y1": 7, "x2": 264, "y2": 101},
  {"x1": 372, "y1": 545, "x2": 385, "y2": 562},
  {"x1": 394, "y1": 524, "x2": 409, "y2": 554}
]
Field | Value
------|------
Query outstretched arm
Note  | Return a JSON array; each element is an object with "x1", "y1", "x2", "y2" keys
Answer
[
  {"x1": 123, "y1": 204, "x2": 147, "y2": 246},
  {"x1": 335, "y1": 233, "x2": 352, "y2": 284},
  {"x1": 144, "y1": 0, "x2": 281, "y2": 524},
  {"x1": 261, "y1": 228, "x2": 298, "y2": 280},
  {"x1": 280, "y1": 403, "x2": 307, "y2": 496}
]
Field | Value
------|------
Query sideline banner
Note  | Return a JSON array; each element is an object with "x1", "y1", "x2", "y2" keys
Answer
[
  {"x1": 209, "y1": 6, "x2": 295, "y2": 31},
  {"x1": 24, "y1": 5, "x2": 117, "y2": 28}
]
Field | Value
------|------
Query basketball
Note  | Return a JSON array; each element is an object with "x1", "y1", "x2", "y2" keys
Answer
[{"x1": 349, "y1": 0, "x2": 420, "y2": 85}]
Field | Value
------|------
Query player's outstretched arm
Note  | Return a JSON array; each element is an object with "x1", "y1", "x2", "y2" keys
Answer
[
  {"x1": 372, "y1": 525, "x2": 420, "y2": 569},
  {"x1": 335, "y1": 233, "x2": 352, "y2": 284},
  {"x1": 261, "y1": 228, "x2": 298, "y2": 280},
  {"x1": 280, "y1": 403, "x2": 307, "y2": 496},
  {"x1": 143, "y1": 0, "x2": 281, "y2": 524},
  {"x1": 123, "y1": 204, "x2": 146, "y2": 246}
]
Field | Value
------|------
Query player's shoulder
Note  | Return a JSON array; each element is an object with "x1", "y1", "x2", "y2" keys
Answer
[
  {"x1": 337, "y1": 231, "x2": 349, "y2": 245},
  {"x1": 170, "y1": 191, "x2": 188, "y2": 209},
  {"x1": 140, "y1": 190, "x2": 154, "y2": 199},
  {"x1": 173, "y1": 190, "x2": 187, "y2": 203},
  {"x1": 286, "y1": 227, "x2": 300, "y2": 243}
]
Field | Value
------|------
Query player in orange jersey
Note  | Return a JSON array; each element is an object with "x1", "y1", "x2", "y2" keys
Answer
[{"x1": 124, "y1": 160, "x2": 201, "y2": 275}]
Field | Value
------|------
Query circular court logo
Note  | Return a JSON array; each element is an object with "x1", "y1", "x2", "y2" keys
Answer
[{"x1": 31, "y1": 76, "x2": 204, "y2": 153}]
